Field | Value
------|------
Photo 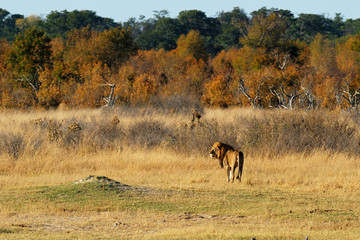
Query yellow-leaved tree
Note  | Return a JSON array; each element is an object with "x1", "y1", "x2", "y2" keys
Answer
[{"x1": 176, "y1": 30, "x2": 208, "y2": 62}]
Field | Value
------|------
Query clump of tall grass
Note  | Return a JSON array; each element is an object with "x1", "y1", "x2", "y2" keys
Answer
[
  {"x1": 0, "y1": 132, "x2": 24, "y2": 159},
  {"x1": 82, "y1": 116, "x2": 124, "y2": 152},
  {"x1": 126, "y1": 120, "x2": 171, "y2": 148}
]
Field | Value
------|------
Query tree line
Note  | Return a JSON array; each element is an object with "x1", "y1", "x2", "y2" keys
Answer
[
  {"x1": 2, "y1": 7, "x2": 360, "y2": 53},
  {"x1": 1, "y1": 7, "x2": 360, "y2": 110}
]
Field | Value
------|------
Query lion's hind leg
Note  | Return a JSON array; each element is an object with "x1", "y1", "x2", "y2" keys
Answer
[
  {"x1": 226, "y1": 167, "x2": 231, "y2": 183},
  {"x1": 236, "y1": 152, "x2": 244, "y2": 182},
  {"x1": 231, "y1": 166, "x2": 236, "y2": 183}
]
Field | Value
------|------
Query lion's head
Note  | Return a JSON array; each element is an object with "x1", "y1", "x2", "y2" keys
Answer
[
  {"x1": 209, "y1": 143, "x2": 220, "y2": 159},
  {"x1": 209, "y1": 142, "x2": 234, "y2": 168}
]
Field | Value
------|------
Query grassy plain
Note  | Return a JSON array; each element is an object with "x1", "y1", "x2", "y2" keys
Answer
[{"x1": 0, "y1": 107, "x2": 359, "y2": 239}]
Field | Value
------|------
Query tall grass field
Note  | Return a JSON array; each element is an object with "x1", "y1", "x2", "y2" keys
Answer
[{"x1": 0, "y1": 107, "x2": 359, "y2": 239}]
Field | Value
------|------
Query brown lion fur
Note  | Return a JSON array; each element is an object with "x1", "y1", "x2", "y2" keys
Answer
[
  {"x1": 209, "y1": 142, "x2": 244, "y2": 183},
  {"x1": 209, "y1": 142, "x2": 234, "y2": 168}
]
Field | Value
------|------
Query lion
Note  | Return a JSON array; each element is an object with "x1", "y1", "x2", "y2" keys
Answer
[{"x1": 209, "y1": 142, "x2": 244, "y2": 183}]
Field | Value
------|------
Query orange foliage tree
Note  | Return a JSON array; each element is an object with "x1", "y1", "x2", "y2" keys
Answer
[
  {"x1": 94, "y1": 27, "x2": 138, "y2": 71},
  {"x1": 176, "y1": 30, "x2": 208, "y2": 62},
  {"x1": 130, "y1": 73, "x2": 157, "y2": 104},
  {"x1": 335, "y1": 34, "x2": 360, "y2": 109},
  {"x1": 71, "y1": 62, "x2": 112, "y2": 107},
  {"x1": 35, "y1": 26, "x2": 137, "y2": 108},
  {"x1": 114, "y1": 48, "x2": 208, "y2": 106},
  {"x1": 233, "y1": 46, "x2": 272, "y2": 108},
  {"x1": 203, "y1": 49, "x2": 239, "y2": 107},
  {"x1": 7, "y1": 27, "x2": 52, "y2": 96}
]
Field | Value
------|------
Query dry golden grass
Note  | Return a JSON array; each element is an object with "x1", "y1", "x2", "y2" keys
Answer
[
  {"x1": 1, "y1": 148, "x2": 359, "y2": 193},
  {"x1": 0, "y1": 107, "x2": 359, "y2": 192},
  {"x1": 0, "y1": 107, "x2": 360, "y2": 239}
]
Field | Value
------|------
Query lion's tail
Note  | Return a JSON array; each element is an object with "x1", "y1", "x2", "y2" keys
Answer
[{"x1": 238, "y1": 151, "x2": 244, "y2": 182}]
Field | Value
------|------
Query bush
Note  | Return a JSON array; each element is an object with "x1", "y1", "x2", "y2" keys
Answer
[
  {"x1": 126, "y1": 120, "x2": 170, "y2": 149},
  {"x1": 84, "y1": 117, "x2": 125, "y2": 152},
  {"x1": 0, "y1": 133, "x2": 24, "y2": 159},
  {"x1": 239, "y1": 110, "x2": 359, "y2": 155}
]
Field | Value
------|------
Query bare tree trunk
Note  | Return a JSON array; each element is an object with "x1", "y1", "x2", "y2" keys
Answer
[
  {"x1": 270, "y1": 85, "x2": 303, "y2": 109},
  {"x1": 238, "y1": 78, "x2": 264, "y2": 108},
  {"x1": 101, "y1": 84, "x2": 118, "y2": 107},
  {"x1": 17, "y1": 74, "x2": 41, "y2": 93},
  {"x1": 301, "y1": 86, "x2": 318, "y2": 110},
  {"x1": 341, "y1": 80, "x2": 360, "y2": 111}
]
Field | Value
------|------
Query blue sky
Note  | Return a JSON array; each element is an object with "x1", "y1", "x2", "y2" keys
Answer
[{"x1": 1, "y1": 0, "x2": 359, "y2": 22}]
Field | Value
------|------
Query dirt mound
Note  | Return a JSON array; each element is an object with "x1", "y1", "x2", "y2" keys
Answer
[
  {"x1": 74, "y1": 175, "x2": 157, "y2": 194},
  {"x1": 74, "y1": 175, "x2": 131, "y2": 188}
]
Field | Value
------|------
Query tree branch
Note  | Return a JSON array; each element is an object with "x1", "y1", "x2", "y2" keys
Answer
[{"x1": 100, "y1": 84, "x2": 118, "y2": 107}]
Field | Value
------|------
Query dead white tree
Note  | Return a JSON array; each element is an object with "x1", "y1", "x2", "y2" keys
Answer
[
  {"x1": 301, "y1": 86, "x2": 319, "y2": 110},
  {"x1": 238, "y1": 77, "x2": 264, "y2": 108},
  {"x1": 273, "y1": 49, "x2": 291, "y2": 71},
  {"x1": 269, "y1": 49, "x2": 306, "y2": 109},
  {"x1": 270, "y1": 84, "x2": 303, "y2": 109},
  {"x1": 341, "y1": 80, "x2": 360, "y2": 110},
  {"x1": 16, "y1": 65, "x2": 46, "y2": 93},
  {"x1": 101, "y1": 84, "x2": 118, "y2": 107},
  {"x1": 16, "y1": 66, "x2": 44, "y2": 93},
  {"x1": 16, "y1": 74, "x2": 41, "y2": 93}
]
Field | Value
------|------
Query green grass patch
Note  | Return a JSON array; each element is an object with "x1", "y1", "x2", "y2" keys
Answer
[{"x1": 0, "y1": 180, "x2": 359, "y2": 239}]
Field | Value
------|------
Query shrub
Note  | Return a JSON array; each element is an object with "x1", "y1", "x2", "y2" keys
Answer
[
  {"x1": 239, "y1": 110, "x2": 359, "y2": 155},
  {"x1": 0, "y1": 133, "x2": 24, "y2": 159},
  {"x1": 126, "y1": 120, "x2": 170, "y2": 149},
  {"x1": 82, "y1": 117, "x2": 125, "y2": 152}
]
